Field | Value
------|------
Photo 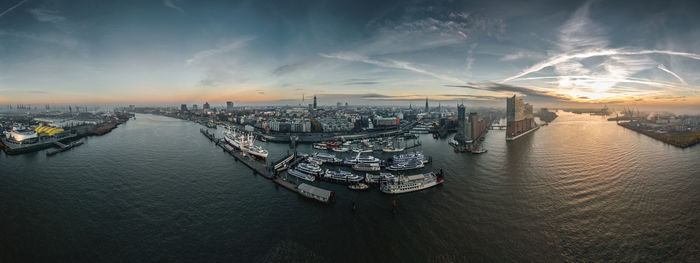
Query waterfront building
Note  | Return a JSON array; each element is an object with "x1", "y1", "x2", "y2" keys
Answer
[
  {"x1": 375, "y1": 117, "x2": 399, "y2": 127},
  {"x1": 506, "y1": 95, "x2": 536, "y2": 139},
  {"x1": 455, "y1": 103, "x2": 471, "y2": 143}
]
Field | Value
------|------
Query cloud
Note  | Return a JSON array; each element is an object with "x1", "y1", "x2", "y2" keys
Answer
[
  {"x1": 272, "y1": 61, "x2": 311, "y2": 76},
  {"x1": 344, "y1": 81, "x2": 378, "y2": 86},
  {"x1": 163, "y1": 0, "x2": 184, "y2": 12},
  {"x1": 500, "y1": 51, "x2": 543, "y2": 61},
  {"x1": 656, "y1": 64, "x2": 687, "y2": 85},
  {"x1": 186, "y1": 37, "x2": 254, "y2": 66},
  {"x1": 28, "y1": 8, "x2": 66, "y2": 24},
  {"x1": 446, "y1": 82, "x2": 569, "y2": 101},
  {"x1": 0, "y1": 30, "x2": 78, "y2": 48},
  {"x1": 0, "y1": 0, "x2": 28, "y2": 19},
  {"x1": 319, "y1": 52, "x2": 463, "y2": 83}
]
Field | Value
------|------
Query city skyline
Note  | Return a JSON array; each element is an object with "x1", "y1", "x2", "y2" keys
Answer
[{"x1": 1, "y1": 0, "x2": 700, "y2": 108}]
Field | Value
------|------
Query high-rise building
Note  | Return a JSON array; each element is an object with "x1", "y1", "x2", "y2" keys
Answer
[
  {"x1": 192, "y1": 104, "x2": 198, "y2": 111},
  {"x1": 425, "y1": 97, "x2": 429, "y2": 112},
  {"x1": 203, "y1": 102, "x2": 210, "y2": 111},
  {"x1": 129, "y1": 105, "x2": 135, "y2": 112},
  {"x1": 313, "y1": 96, "x2": 317, "y2": 109},
  {"x1": 226, "y1": 101, "x2": 234, "y2": 111},
  {"x1": 180, "y1": 104, "x2": 188, "y2": 112},
  {"x1": 506, "y1": 95, "x2": 536, "y2": 140},
  {"x1": 336, "y1": 102, "x2": 342, "y2": 108},
  {"x1": 455, "y1": 103, "x2": 471, "y2": 143}
]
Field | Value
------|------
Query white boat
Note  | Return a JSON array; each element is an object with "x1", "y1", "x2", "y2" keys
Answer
[
  {"x1": 313, "y1": 143, "x2": 328, "y2": 150},
  {"x1": 288, "y1": 169, "x2": 316, "y2": 182},
  {"x1": 382, "y1": 147, "x2": 405, "y2": 153},
  {"x1": 344, "y1": 152, "x2": 381, "y2": 165},
  {"x1": 393, "y1": 152, "x2": 429, "y2": 164},
  {"x1": 380, "y1": 171, "x2": 443, "y2": 194},
  {"x1": 351, "y1": 147, "x2": 372, "y2": 153},
  {"x1": 332, "y1": 147, "x2": 350, "y2": 152},
  {"x1": 323, "y1": 169, "x2": 363, "y2": 183},
  {"x1": 313, "y1": 152, "x2": 342, "y2": 164},
  {"x1": 352, "y1": 163, "x2": 381, "y2": 172},
  {"x1": 296, "y1": 162, "x2": 322, "y2": 175},
  {"x1": 348, "y1": 183, "x2": 369, "y2": 191},
  {"x1": 342, "y1": 141, "x2": 352, "y2": 146},
  {"x1": 365, "y1": 172, "x2": 394, "y2": 184},
  {"x1": 386, "y1": 158, "x2": 424, "y2": 171}
]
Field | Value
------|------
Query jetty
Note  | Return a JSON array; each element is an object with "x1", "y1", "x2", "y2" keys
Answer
[{"x1": 46, "y1": 140, "x2": 84, "y2": 156}]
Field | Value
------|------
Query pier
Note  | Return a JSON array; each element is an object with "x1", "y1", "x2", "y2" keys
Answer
[
  {"x1": 200, "y1": 128, "x2": 335, "y2": 203},
  {"x1": 46, "y1": 140, "x2": 84, "y2": 156}
]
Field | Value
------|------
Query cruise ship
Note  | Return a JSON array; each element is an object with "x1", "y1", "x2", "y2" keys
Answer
[
  {"x1": 224, "y1": 128, "x2": 269, "y2": 159},
  {"x1": 295, "y1": 162, "x2": 323, "y2": 176},
  {"x1": 380, "y1": 170, "x2": 443, "y2": 194},
  {"x1": 386, "y1": 158, "x2": 424, "y2": 171}
]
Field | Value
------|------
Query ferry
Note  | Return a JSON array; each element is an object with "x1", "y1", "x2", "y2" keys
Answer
[
  {"x1": 386, "y1": 158, "x2": 424, "y2": 171},
  {"x1": 352, "y1": 163, "x2": 381, "y2": 172},
  {"x1": 380, "y1": 171, "x2": 443, "y2": 194},
  {"x1": 344, "y1": 153, "x2": 381, "y2": 165},
  {"x1": 296, "y1": 162, "x2": 323, "y2": 176},
  {"x1": 365, "y1": 172, "x2": 394, "y2": 184},
  {"x1": 393, "y1": 152, "x2": 429, "y2": 164},
  {"x1": 288, "y1": 169, "x2": 316, "y2": 182},
  {"x1": 313, "y1": 152, "x2": 342, "y2": 164},
  {"x1": 323, "y1": 169, "x2": 363, "y2": 183}
]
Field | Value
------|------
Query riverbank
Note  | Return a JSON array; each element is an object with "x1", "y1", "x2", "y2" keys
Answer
[{"x1": 619, "y1": 122, "x2": 700, "y2": 148}]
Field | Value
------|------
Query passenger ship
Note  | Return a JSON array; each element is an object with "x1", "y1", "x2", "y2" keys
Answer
[
  {"x1": 379, "y1": 170, "x2": 443, "y2": 194},
  {"x1": 224, "y1": 128, "x2": 269, "y2": 159}
]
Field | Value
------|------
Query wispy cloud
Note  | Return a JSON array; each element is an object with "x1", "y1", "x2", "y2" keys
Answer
[
  {"x1": 163, "y1": 0, "x2": 184, "y2": 12},
  {"x1": 0, "y1": 0, "x2": 28, "y2": 19},
  {"x1": 656, "y1": 64, "x2": 687, "y2": 85},
  {"x1": 28, "y1": 8, "x2": 66, "y2": 24},
  {"x1": 186, "y1": 37, "x2": 255, "y2": 66},
  {"x1": 447, "y1": 82, "x2": 570, "y2": 101},
  {"x1": 0, "y1": 30, "x2": 78, "y2": 48},
  {"x1": 272, "y1": 60, "x2": 312, "y2": 76},
  {"x1": 319, "y1": 52, "x2": 463, "y2": 83}
]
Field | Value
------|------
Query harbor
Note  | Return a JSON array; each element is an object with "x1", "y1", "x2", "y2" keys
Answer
[{"x1": 199, "y1": 125, "x2": 444, "y2": 204}]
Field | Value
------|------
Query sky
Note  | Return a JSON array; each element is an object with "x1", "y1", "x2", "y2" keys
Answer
[{"x1": 1, "y1": 0, "x2": 699, "y2": 109}]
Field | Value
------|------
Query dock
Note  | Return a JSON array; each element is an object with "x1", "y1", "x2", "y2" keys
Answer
[
  {"x1": 47, "y1": 140, "x2": 84, "y2": 156},
  {"x1": 201, "y1": 129, "x2": 335, "y2": 203}
]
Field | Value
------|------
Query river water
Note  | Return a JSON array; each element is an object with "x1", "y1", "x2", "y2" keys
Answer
[{"x1": 1, "y1": 112, "x2": 698, "y2": 262}]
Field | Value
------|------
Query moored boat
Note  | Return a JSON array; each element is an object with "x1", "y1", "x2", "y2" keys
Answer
[
  {"x1": 380, "y1": 170, "x2": 444, "y2": 194},
  {"x1": 288, "y1": 169, "x2": 316, "y2": 182},
  {"x1": 352, "y1": 163, "x2": 381, "y2": 172},
  {"x1": 348, "y1": 183, "x2": 369, "y2": 191}
]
